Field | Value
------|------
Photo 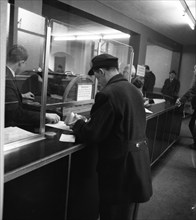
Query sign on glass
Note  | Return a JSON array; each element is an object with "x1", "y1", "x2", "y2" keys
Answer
[{"x1": 76, "y1": 84, "x2": 92, "y2": 101}]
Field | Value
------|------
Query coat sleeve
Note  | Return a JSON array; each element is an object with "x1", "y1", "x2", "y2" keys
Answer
[
  {"x1": 161, "y1": 79, "x2": 167, "y2": 94},
  {"x1": 174, "y1": 80, "x2": 180, "y2": 96},
  {"x1": 180, "y1": 81, "x2": 196, "y2": 104},
  {"x1": 72, "y1": 92, "x2": 115, "y2": 143}
]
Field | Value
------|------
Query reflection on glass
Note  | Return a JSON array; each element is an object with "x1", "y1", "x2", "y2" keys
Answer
[
  {"x1": 44, "y1": 20, "x2": 101, "y2": 117},
  {"x1": 46, "y1": 19, "x2": 132, "y2": 119},
  {"x1": 99, "y1": 38, "x2": 133, "y2": 77},
  {"x1": 4, "y1": 5, "x2": 47, "y2": 145}
]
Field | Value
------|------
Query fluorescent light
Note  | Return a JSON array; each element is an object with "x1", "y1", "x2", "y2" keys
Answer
[
  {"x1": 77, "y1": 35, "x2": 101, "y2": 40},
  {"x1": 103, "y1": 34, "x2": 130, "y2": 39},
  {"x1": 54, "y1": 36, "x2": 76, "y2": 41},
  {"x1": 184, "y1": 12, "x2": 195, "y2": 30},
  {"x1": 179, "y1": 0, "x2": 195, "y2": 30},
  {"x1": 54, "y1": 33, "x2": 130, "y2": 41}
]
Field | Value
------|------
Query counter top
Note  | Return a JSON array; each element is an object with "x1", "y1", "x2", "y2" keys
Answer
[
  {"x1": 4, "y1": 128, "x2": 84, "y2": 183},
  {"x1": 4, "y1": 100, "x2": 179, "y2": 183},
  {"x1": 146, "y1": 101, "x2": 177, "y2": 120}
]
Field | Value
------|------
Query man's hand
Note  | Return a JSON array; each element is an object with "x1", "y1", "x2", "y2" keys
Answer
[
  {"x1": 67, "y1": 113, "x2": 87, "y2": 129},
  {"x1": 46, "y1": 113, "x2": 60, "y2": 124},
  {"x1": 74, "y1": 113, "x2": 87, "y2": 121},
  {"x1": 22, "y1": 92, "x2": 35, "y2": 100},
  {"x1": 175, "y1": 98, "x2": 182, "y2": 107}
]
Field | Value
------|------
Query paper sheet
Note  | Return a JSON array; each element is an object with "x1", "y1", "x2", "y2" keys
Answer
[
  {"x1": 145, "y1": 108, "x2": 153, "y2": 114},
  {"x1": 59, "y1": 134, "x2": 75, "y2": 143},
  {"x1": 46, "y1": 121, "x2": 72, "y2": 131},
  {"x1": 4, "y1": 126, "x2": 37, "y2": 145}
]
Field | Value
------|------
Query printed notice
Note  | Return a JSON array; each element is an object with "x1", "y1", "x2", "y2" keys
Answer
[
  {"x1": 77, "y1": 84, "x2": 92, "y2": 101},
  {"x1": 136, "y1": 65, "x2": 145, "y2": 77}
]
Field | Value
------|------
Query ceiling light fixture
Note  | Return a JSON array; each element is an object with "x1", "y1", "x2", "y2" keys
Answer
[
  {"x1": 179, "y1": 0, "x2": 196, "y2": 30},
  {"x1": 54, "y1": 33, "x2": 130, "y2": 41}
]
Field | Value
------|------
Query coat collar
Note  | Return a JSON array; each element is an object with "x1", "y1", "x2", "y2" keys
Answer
[
  {"x1": 106, "y1": 74, "x2": 127, "y2": 86},
  {"x1": 6, "y1": 65, "x2": 15, "y2": 77}
]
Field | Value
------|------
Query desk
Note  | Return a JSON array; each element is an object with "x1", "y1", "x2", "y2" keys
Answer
[{"x1": 3, "y1": 101, "x2": 183, "y2": 220}]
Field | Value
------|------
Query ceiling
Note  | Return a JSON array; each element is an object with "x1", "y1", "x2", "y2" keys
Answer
[{"x1": 96, "y1": 0, "x2": 196, "y2": 46}]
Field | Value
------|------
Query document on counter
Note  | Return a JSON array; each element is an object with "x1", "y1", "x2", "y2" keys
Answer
[
  {"x1": 46, "y1": 121, "x2": 72, "y2": 131},
  {"x1": 59, "y1": 134, "x2": 75, "y2": 143},
  {"x1": 145, "y1": 108, "x2": 153, "y2": 114},
  {"x1": 4, "y1": 126, "x2": 38, "y2": 145},
  {"x1": 4, "y1": 127, "x2": 44, "y2": 152}
]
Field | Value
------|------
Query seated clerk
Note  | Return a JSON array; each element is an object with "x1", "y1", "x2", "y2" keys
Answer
[{"x1": 5, "y1": 44, "x2": 60, "y2": 132}]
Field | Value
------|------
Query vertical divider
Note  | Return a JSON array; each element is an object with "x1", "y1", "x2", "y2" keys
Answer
[
  {"x1": 64, "y1": 154, "x2": 72, "y2": 220},
  {"x1": 40, "y1": 21, "x2": 51, "y2": 134},
  {"x1": 0, "y1": 0, "x2": 8, "y2": 219}
]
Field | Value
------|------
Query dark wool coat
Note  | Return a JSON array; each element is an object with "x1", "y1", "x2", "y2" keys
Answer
[
  {"x1": 142, "y1": 71, "x2": 156, "y2": 93},
  {"x1": 180, "y1": 79, "x2": 196, "y2": 104},
  {"x1": 5, "y1": 67, "x2": 40, "y2": 130},
  {"x1": 161, "y1": 78, "x2": 180, "y2": 98},
  {"x1": 73, "y1": 74, "x2": 152, "y2": 204}
]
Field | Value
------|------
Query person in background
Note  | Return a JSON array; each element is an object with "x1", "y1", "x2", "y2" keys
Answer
[
  {"x1": 189, "y1": 95, "x2": 196, "y2": 148},
  {"x1": 5, "y1": 44, "x2": 60, "y2": 131},
  {"x1": 176, "y1": 64, "x2": 196, "y2": 149},
  {"x1": 122, "y1": 64, "x2": 136, "y2": 83},
  {"x1": 142, "y1": 65, "x2": 156, "y2": 96},
  {"x1": 56, "y1": 64, "x2": 64, "y2": 73},
  {"x1": 161, "y1": 70, "x2": 180, "y2": 103},
  {"x1": 71, "y1": 54, "x2": 152, "y2": 220},
  {"x1": 132, "y1": 76, "x2": 144, "y2": 96}
]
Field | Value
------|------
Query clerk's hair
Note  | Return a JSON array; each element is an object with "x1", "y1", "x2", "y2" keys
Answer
[{"x1": 7, "y1": 44, "x2": 28, "y2": 64}]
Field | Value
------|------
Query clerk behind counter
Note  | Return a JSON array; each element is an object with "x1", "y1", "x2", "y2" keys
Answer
[{"x1": 5, "y1": 44, "x2": 60, "y2": 132}]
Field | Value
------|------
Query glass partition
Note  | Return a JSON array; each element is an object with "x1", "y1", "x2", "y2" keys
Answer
[
  {"x1": 4, "y1": 4, "x2": 47, "y2": 146},
  {"x1": 99, "y1": 38, "x2": 134, "y2": 82},
  {"x1": 4, "y1": 5, "x2": 134, "y2": 146},
  {"x1": 45, "y1": 19, "x2": 133, "y2": 118},
  {"x1": 47, "y1": 19, "x2": 99, "y2": 106}
]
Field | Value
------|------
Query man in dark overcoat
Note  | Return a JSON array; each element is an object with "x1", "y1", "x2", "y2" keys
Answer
[
  {"x1": 142, "y1": 65, "x2": 156, "y2": 96},
  {"x1": 72, "y1": 54, "x2": 153, "y2": 220},
  {"x1": 5, "y1": 44, "x2": 60, "y2": 131},
  {"x1": 176, "y1": 64, "x2": 196, "y2": 149},
  {"x1": 161, "y1": 70, "x2": 180, "y2": 103}
]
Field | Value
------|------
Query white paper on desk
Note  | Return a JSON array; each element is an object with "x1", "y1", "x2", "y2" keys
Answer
[
  {"x1": 145, "y1": 108, "x2": 153, "y2": 114},
  {"x1": 59, "y1": 134, "x2": 75, "y2": 143},
  {"x1": 46, "y1": 121, "x2": 72, "y2": 131}
]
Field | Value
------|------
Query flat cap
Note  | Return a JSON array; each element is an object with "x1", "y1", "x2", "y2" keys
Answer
[{"x1": 88, "y1": 53, "x2": 118, "y2": 75}]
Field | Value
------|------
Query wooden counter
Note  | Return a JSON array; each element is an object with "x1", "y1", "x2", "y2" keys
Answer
[{"x1": 3, "y1": 101, "x2": 183, "y2": 220}]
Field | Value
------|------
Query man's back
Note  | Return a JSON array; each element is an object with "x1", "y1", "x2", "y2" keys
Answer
[
  {"x1": 143, "y1": 71, "x2": 156, "y2": 94},
  {"x1": 73, "y1": 74, "x2": 152, "y2": 203},
  {"x1": 96, "y1": 74, "x2": 146, "y2": 157}
]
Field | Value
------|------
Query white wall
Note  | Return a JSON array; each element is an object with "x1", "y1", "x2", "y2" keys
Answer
[
  {"x1": 145, "y1": 45, "x2": 172, "y2": 89},
  {"x1": 179, "y1": 46, "x2": 196, "y2": 97}
]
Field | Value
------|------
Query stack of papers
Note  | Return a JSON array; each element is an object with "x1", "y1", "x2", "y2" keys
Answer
[
  {"x1": 46, "y1": 121, "x2": 75, "y2": 143},
  {"x1": 4, "y1": 126, "x2": 37, "y2": 145},
  {"x1": 46, "y1": 121, "x2": 72, "y2": 131}
]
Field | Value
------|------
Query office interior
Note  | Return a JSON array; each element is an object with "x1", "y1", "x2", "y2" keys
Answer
[{"x1": 0, "y1": 0, "x2": 196, "y2": 219}]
